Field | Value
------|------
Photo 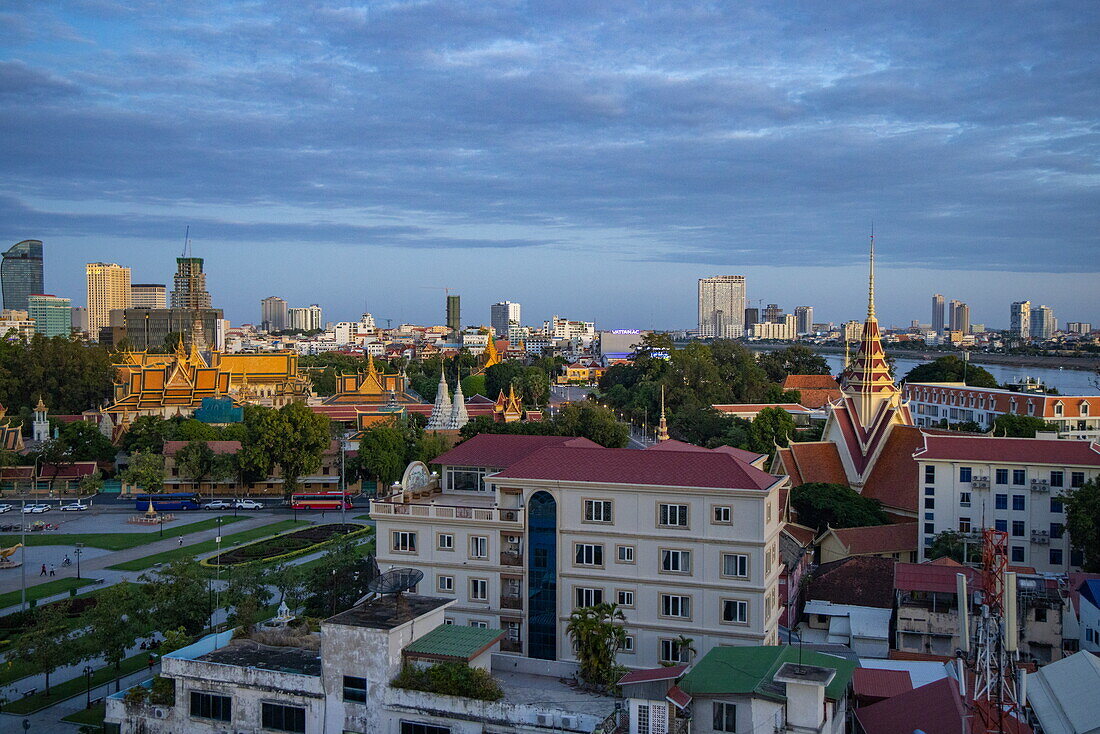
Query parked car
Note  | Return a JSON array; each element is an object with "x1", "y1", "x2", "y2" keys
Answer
[
  {"x1": 202, "y1": 500, "x2": 233, "y2": 510},
  {"x1": 21, "y1": 504, "x2": 50, "y2": 514},
  {"x1": 59, "y1": 502, "x2": 89, "y2": 512},
  {"x1": 233, "y1": 499, "x2": 264, "y2": 510},
  {"x1": 0, "y1": 504, "x2": 13, "y2": 514}
]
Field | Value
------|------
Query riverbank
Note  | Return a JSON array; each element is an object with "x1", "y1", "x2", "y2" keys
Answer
[{"x1": 751, "y1": 343, "x2": 1099, "y2": 372}]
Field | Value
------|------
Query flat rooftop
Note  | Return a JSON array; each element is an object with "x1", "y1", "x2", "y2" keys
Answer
[
  {"x1": 496, "y1": 671, "x2": 619, "y2": 719},
  {"x1": 199, "y1": 642, "x2": 321, "y2": 677},
  {"x1": 325, "y1": 594, "x2": 452, "y2": 630}
]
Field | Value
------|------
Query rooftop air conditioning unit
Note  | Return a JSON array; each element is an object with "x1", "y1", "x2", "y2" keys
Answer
[
  {"x1": 152, "y1": 706, "x2": 169, "y2": 719},
  {"x1": 561, "y1": 714, "x2": 578, "y2": 728},
  {"x1": 536, "y1": 712, "x2": 553, "y2": 726}
]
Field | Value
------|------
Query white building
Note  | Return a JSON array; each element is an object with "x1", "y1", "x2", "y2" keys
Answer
[
  {"x1": 490, "y1": 301, "x2": 521, "y2": 338},
  {"x1": 1011, "y1": 300, "x2": 1031, "y2": 338},
  {"x1": 1031, "y1": 304, "x2": 1056, "y2": 340},
  {"x1": 288, "y1": 304, "x2": 323, "y2": 331},
  {"x1": 912, "y1": 433, "x2": 1100, "y2": 572},
  {"x1": 751, "y1": 314, "x2": 797, "y2": 341},
  {"x1": 543, "y1": 315, "x2": 595, "y2": 341},
  {"x1": 794, "y1": 306, "x2": 814, "y2": 336},
  {"x1": 370, "y1": 434, "x2": 785, "y2": 670},
  {"x1": 698, "y1": 275, "x2": 746, "y2": 339}
]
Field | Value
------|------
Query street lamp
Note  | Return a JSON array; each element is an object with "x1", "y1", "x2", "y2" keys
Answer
[
  {"x1": 75, "y1": 543, "x2": 84, "y2": 580},
  {"x1": 84, "y1": 665, "x2": 94, "y2": 708},
  {"x1": 158, "y1": 516, "x2": 164, "y2": 538}
]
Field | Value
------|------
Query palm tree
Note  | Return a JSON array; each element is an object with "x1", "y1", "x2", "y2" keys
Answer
[{"x1": 566, "y1": 602, "x2": 627, "y2": 686}]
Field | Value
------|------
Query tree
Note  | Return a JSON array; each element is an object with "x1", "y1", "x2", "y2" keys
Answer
[
  {"x1": 11, "y1": 602, "x2": 74, "y2": 696},
  {"x1": 749, "y1": 407, "x2": 796, "y2": 454},
  {"x1": 238, "y1": 403, "x2": 330, "y2": 499},
  {"x1": 484, "y1": 362, "x2": 524, "y2": 399},
  {"x1": 566, "y1": 602, "x2": 627, "y2": 687},
  {"x1": 35, "y1": 437, "x2": 74, "y2": 494},
  {"x1": 927, "y1": 530, "x2": 968, "y2": 563},
  {"x1": 1064, "y1": 479, "x2": 1100, "y2": 572},
  {"x1": 353, "y1": 424, "x2": 408, "y2": 490},
  {"x1": 790, "y1": 483, "x2": 890, "y2": 532},
  {"x1": 0, "y1": 333, "x2": 114, "y2": 415},
  {"x1": 225, "y1": 563, "x2": 273, "y2": 616},
  {"x1": 139, "y1": 558, "x2": 211, "y2": 635},
  {"x1": 991, "y1": 414, "x2": 1059, "y2": 438},
  {"x1": 121, "y1": 452, "x2": 165, "y2": 493},
  {"x1": 175, "y1": 441, "x2": 227, "y2": 495},
  {"x1": 552, "y1": 402, "x2": 629, "y2": 448},
  {"x1": 58, "y1": 420, "x2": 116, "y2": 463},
  {"x1": 903, "y1": 356, "x2": 999, "y2": 388},
  {"x1": 304, "y1": 536, "x2": 377, "y2": 616},
  {"x1": 120, "y1": 415, "x2": 170, "y2": 454},
  {"x1": 270, "y1": 562, "x2": 309, "y2": 614},
  {"x1": 757, "y1": 345, "x2": 831, "y2": 382},
  {"x1": 83, "y1": 582, "x2": 142, "y2": 691}
]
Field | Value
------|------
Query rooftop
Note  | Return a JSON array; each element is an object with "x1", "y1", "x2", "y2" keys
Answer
[
  {"x1": 325, "y1": 594, "x2": 452, "y2": 631},
  {"x1": 914, "y1": 434, "x2": 1100, "y2": 466},
  {"x1": 644, "y1": 439, "x2": 766, "y2": 465},
  {"x1": 679, "y1": 645, "x2": 855, "y2": 702},
  {"x1": 403, "y1": 624, "x2": 503, "y2": 663},
  {"x1": 828, "y1": 522, "x2": 918, "y2": 555},
  {"x1": 808, "y1": 556, "x2": 896, "y2": 609},
  {"x1": 431, "y1": 433, "x2": 600, "y2": 468},
  {"x1": 199, "y1": 641, "x2": 321, "y2": 677},
  {"x1": 494, "y1": 670, "x2": 620, "y2": 719}
]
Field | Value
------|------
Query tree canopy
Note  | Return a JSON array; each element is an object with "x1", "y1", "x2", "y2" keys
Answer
[
  {"x1": 903, "y1": 356, "x2": 999, "y2": 388},
  {"x1": 991, "y1": 414, "x2": 1059, "y2": 437},
  {"x1": 1064, "y1": 478, "x2": 1100, "y2": 572},
  {"x1": 457, "y1": 401, "x2": 629, "y2": 448},
  {"x1": 237, "y1": 403, "x2": 331, "y2": 498},
  {"x1": 0, "y1": 334, "x2": 115, "y2": 416},
  {"x1": 790, "y1": 482, "x2": 890, "y2": 532},
  {"x1": 757, "y1": 345, "x2": 831, "y2": 382},
  {"x1": 927, "y1": 530, "x2": 969, "y2": 563}
]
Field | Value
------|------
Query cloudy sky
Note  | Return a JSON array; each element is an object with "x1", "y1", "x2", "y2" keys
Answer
[{"x1": 2, "y1": 1, "x2": 1097, "y2": 329}]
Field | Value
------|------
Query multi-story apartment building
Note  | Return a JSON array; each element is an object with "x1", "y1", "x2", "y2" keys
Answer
[
  {"x1": 912, "y1": 433, "x2": 1100, "y2": 572},
  {"x1": 751, "y1": 314, "x2": 796, "y2": 340},
  {"x1": 1010, "y1": 300, "x2": 1031, "y2": 338},
  {"x1": 949, "y1": 299, "x2": 969, "y2": 334},
  {"x1": 371, "y1": 434, "x2": 785, "y2": 669},
  {"x1": 288, "y1": 304, "x2": 323, "y2": 331},
  {"x1": 543, "y1": 315, "x2": 595, "y2": 341},
  {"x1": 490, "y1": 300, "x2": 521, "y2": 337},
  {"x1": 931, "y1": 293, "x2": 945, "y2": 334},
  {"x1": 86, "y1": 262, "x2": 132, "y2": 337},
  {"x1": 697, "y1": 275, "x2": 746, "y2": 339},
  {"x1": 794, "y1": 305, "x2": 814, "y2": 335},
  {"x1": 1031, "y1": 304, "x2": 1056, "y2": 339},
  {"x1": 171, "y1": 256, "x2": 212, "y2": 310},
  {"x1": 1066, "y1": 322, "x2": 1092, "y2": 334},
  {"x1": 27, "y1": 293, "x2": 71, "y2": 337},
  {"x1": 261, "y1": 296, "x2": 289, "y2": 332},
  {"x1": 904, "y1": 381, "x2": 1099, "y2": 440},
  {"x1": 131, "y1": 283, "x2": 167, "y2": 309}
]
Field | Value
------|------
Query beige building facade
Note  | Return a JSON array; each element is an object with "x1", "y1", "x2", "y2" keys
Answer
[{"x1": 86, "y1": 262, "x2": 132, "y2": 337}]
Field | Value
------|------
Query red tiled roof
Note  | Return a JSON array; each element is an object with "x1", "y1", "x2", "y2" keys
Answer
[
  {"x1": 431, "y1": 434, "x2": 600, "y2": 469},
  {"x1": 808, "y1": 556, "x2": 897, "y2": 609},
  {"x1": 895, "y1": 561, "x2": 981, "y2": 594},
  {"x1": 862, "y1": 425, "x2": 926, "y2": 513},
  {"x1": 852, "y1": 667, "x2": 912, "y2": 701},
  {"x1": 775, "y1": 447, "x2": 802, "y2": 486},
  {"x1": 164, "y1": 440, "x2": 241, "y2": 455},
  {"x1": 782, "y1": 375, "x2": 842, "y2": 408},
  {"x1": 39, "y1": 461, "x2": 98, "y2": 479},
  {"x1": 618, "y1": 664, "x2": 688, "y2": 685},
  {"x1": 493, "y1": 445, "x2": 780, "y2": 491},
  {"x1": 914, "y1": 435, "x2": 1100, "y2": 466},
  {"x1": 645, "y1": 440, "x2": 765, "y2": 465},
  {"x1": 783, "y1": 522, "x2": 817, "y2": 546},
  {"x1": 831, "y1": 523, "x2": 918, "y2": 556},
  {"x1": 0, "y1": 466, "x2": 35, "y2": 479},
  {"x1": 666, "y1": 684, "x2": 692, "y2": 710},
  {"x1": 713, "y1": 403, "x2": 811, "y2": 414},
  {"x1": 785, "y1": 442, "x2": 848, "y2": 486},
  {"x1": 856, "y1": 678, "x2": 967, "y2": 734}
]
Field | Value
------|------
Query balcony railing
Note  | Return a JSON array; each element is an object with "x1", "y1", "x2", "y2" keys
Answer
[
  {"x1": 501, "y1": 551, "x2": 523, "y2": 566},
  {"x1": 369, "y1": 500, "x2": 524, "y2": 526},
  {"x1": 501, "y1": 594, "x2": 523, "y2": 610}
]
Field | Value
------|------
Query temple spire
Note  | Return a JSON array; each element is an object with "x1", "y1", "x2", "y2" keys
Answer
[
  {"x1": 426, "y1": 364, "x2": 451, "y2": 430},
  {"x1": 867, "y1": 228, "x2": 876, "y2": 319},
  {"x1": 447, "y1": 373, "x2": 469, "y2": 429},
  {"x1": 657, "y1": 384, "x2": 669, "y2": 442}
]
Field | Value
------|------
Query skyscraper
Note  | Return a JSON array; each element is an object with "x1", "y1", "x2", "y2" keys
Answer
[
  {"x1": 171, "y1": 257, "x2": 211, "y2": 310},
  {"x1": 1010, "y1": 301, "x2": 1031, "y2": 338},
  {"x1": 1031, "y1": 305, "x2": 1056, "y2": 340},
  {"x1": 27, "y1": 294, "x2": 71, "y2": 338},
  {"x1": 261, "y1": 296, "x2": 288, "y2": 332},
  {"x1": 794, "y1": 306, "x2": 814, "y2": 335},
  {"x1": 697, "y1": 276, "x2": 746, "y2": 339},
  {"x1": 931, "y1": 294, "x2": 945, "y2": 334},
  {"x1": 744, "y1": 308, "x2": 759, "y2": 330},
  {"x1": 446, "y1": 294, "x2": 461, "y2": 335},
  {"x1": 86, "y1": 262, "x2": 132, "y2": 337},
  {"x1": 287, "y1": 304, "x2": 323, "y2": 331},
  {"x1": 949, "y1": 300, "x2": 970, "y2": 334},
  {"x1": 131, "y1": 283, "x2": 167, "y2": 309},
  {"x1": 490, "y1": 301, "x2": 521, "y2": 337},
  {"x1": 1, "y1": 240, "x2": 44, "y2": 312}
]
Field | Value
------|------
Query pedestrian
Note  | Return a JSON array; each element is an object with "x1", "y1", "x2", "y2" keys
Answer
[
  {"x1": 178, "y1": 536, "x2": 184, "y2": 547},
  {"x1": 49, "y1": 564, "x2": 55, "y2": 577},
  {"x1": 39, "y1": 563, "x2": 46, "y2": 576}
]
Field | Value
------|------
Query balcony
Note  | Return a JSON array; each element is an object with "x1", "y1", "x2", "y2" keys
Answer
[
  {"x1": 501, "y1": 551, "x2": 523, "y2": 567},
  {"x1": 369, "y1": 499, "x2": 524, "y2": 527},
  {"x1": 501, "y1": 594, "x2": 523, "y2": 610},
  {"x1": 1031, "y1": 530, "x2": 1050, "y2": 545},
  {"x1": 1030, "y1": 480, "x2": 1050, "y2": 493}
]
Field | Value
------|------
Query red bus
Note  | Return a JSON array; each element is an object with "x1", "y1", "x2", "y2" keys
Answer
[{"x1": 290, "y1": 491, "x2": 354, "y2": 510}]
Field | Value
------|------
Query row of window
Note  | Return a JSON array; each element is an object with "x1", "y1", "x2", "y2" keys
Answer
[
  {"x1": 934, "y1": 489, "x2": 1066, "y2": 515},
  {"x1": 584, "y1": 499, "x2": 763, "y2": 527},
  {"x1": 942, "y1": 465, "x2": 1088, "y2": 487},
  {"x1": 190, "y1": 692, "x2": 305, "y2": 733},
  {"x1": 573, "y1": 587, "x2": 751, "y2": 624}
]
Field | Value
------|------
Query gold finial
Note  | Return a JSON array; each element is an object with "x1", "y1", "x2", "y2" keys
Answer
[
  {"x1": 867, "y1": 227, "x2": 876, "y2": 319},
  {"x1": 658, "y1": 385, "x2": 669, "y2": 442}
]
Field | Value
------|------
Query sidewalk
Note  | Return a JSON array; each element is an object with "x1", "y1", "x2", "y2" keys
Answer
[{"x1": 10, "y1": 663, "x2": 159, "y2": 730}]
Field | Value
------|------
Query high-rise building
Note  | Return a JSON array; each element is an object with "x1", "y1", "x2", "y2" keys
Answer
[
  {"x1": 1, "y1": 240, "x2": 44, "y2": 312},
  {"x1": 86, "y1": 262, "x2": 132, "y2": 337},
  {"x1": 490, "y1": 301, "x2": 521, "y2": 337},
  {"x1": 762, "y1": 303, "x2": 784, "y2": 324},
  {"x1": 131, "y1": 283, "x2": 167, "y2": 309},
  {"x1": 27, "y1": 294, "x2": 71, "y2": 338},
  {"x1": 1066, "y1": 322, "x2": 1092, "y2": 334},
  {"x1": 794, "y1": 306, "x2": 814, "y2": 335},
  {"x1": 1031, "y1": 305, "x2": 1056, "y2": 340},
  {"x1": 697, "y1": 276, "x2": 746, "y2": 339},
  {"x1": 931, "y1": 294, "x2": 945, "y2": 334},
  {"x1": 287, "y1": 304, "x2": 323, "y2": 332},
  {"x1": 171, "y1": 257, "x2": 211, "y2": 310},
  {"x1": 446, "y1": 294, "x2": 461, "y2": 335},
  {"x1": 1010, "y1": 301, "x2": 1031, "y2": 338},
  {"x1": 744, "y1": 307, "x2": 759, "y2": 330},
  {"x1": 121, "y1": 308, "x2": 223, "y2": 351},
  {"x1": 71, "y1": 307, "x2": 89, "y2": 336},
  {"x1": 261, "y1": 296, "x2": 288, "y2": 332},
  {"x1": 948, "y1": 300, "x2": 970, "y2": 334}
]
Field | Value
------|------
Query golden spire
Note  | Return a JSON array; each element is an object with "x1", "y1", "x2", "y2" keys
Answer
[
  {"x1": 657, "y1": 384, "x2": 669, "y2": 442},
  {"x1": 366, "y1": 353, "x2": 379, "y2": 377},
  {"x1": 867, "y1": 229, "x2": 876, "y2": 319}
]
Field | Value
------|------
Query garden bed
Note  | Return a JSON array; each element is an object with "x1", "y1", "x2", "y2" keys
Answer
[{"x1": 206, "y1": 523, "x2": 365, "y2": 565}]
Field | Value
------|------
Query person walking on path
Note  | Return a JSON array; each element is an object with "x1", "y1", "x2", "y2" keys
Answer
[
  {"x1": 49, "y1": 563, "x2": 56, "y2": 577},
  {"x1": 178, "y1": 537, "x2": 184, "y2": 547},
  {"x1": 40, "y1": 564, "x2": 47, "y2": 576}
]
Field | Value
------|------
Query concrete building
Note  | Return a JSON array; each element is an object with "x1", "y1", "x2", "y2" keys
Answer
[
  {"x1": 26, "y1": 293, "x2": 71, "y2": 337},
  {"x1": 446, "y1": 294, "x2": 461, "y2": 334},
  {"x1": 843, "y1": 320, "x2": 862, "y2": 342},
  {"x1": 794, "y1": 306, "x2": 814, "y2": 335},
  {"x1": 1026, "y1": 650, "x2": 1100, "y2": 734},
  {"x1": 1031, "y1": 304, "x2": 1056, "y2": 339},
  {"x1": 1011, "y1": 300, "x2": 1031, "y2": 338},
  {"x1": 698, "y1": 275, "x2": 746, "y2": 339},
  {"x1": 262, "y1": 296, "x2": 289, "y2": 332},
  {"x1": 949, "y1": 299, "x2": 969, "y2": 334},
  {"x1": 543, "y1": 315, "x2": 595, "y2": 341},
  {"x1": 71, "y1": 306, "x2": 89, "y2": 336},
  {"x1": 1066, "y1": 322, "x2": 1092, "y2": 335},
  {"x1": 120, "y1": 307, "x2": 225, "y2": 352},
  {"x1": 912, "y1": 434, "x2": 1100, "y2": 572},
  {"x1": 0, "y1": 311, "x2": 36, "y2": 339},
  {"x1": 762, "y1": 303, "x2": 784, "y2": 324},
  {"x1": 171, "y1": 257, "x2": 211, "y2": 310},
  {"x1": 288, "y1": 305, "x2": 323, "y2": 331},
  {"x1": 744, "y1": 307, "x2": 759, "y2": 331},
  {"x1": 1, "y1": 239, "x2": 44, "y2": 312},
  {"x1": 370, "y1": 435, "x2": 785, "y2": 669},
  {"x1": 931, "y1": 293, "x2": 945, "y2": 334},
  {"x1": 490, "y1": 301, "x2": 521, "y2": 338},
  {"x1": 86, "y1": 262, "x2": 132, "y2": 337},
  {"x1": 751, "y1": 314, "x2": 796, "y2": 341},
  {"x1": 131, "y1": 283, "x2": 167, "y2": 309}
]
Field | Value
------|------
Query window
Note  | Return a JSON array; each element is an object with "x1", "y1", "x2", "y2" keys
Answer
[
  {"x1": 925, "y1": 466, "x2": 936, "y2": 483},
  {"x1": 1011, "y1": 546, "x2": 1025, "y2": 563},
  {"x1": 995, "y1": 519, "x2": 1008, "y2": 532},
  {"x1": 617, "y1": 590, "x2": 635, "y2": 607},
  {"x1": 616, "y1": 545, "x2": 635, "y2": 564},
  {"x1": 924, "y1": 497, "x2": 935, "y2": 509},
  {"x1": 959, "y1": 467, "x2": 972, "y2": 483},
  {"x1": 925, "y1": 512, "x2": 934, "y2": 520},
  {"x1": 995, "y1": 494, "x2": 1008, "y2": 510},
  {"x1": 660, "y1": 593, "x2": 691, "y2": 619},
  {"x1": 1012, "y1": 495, "x2": 1026, "y2": 511},
  {"x1": 392, "y1": 531, "x2": 417, "y2": 553},
  {"x1": 658, "y1": 503, "x2": 689, "y2": 527},
  {"x1": 401, "y1": 723, "x2": 452, "y2": 734},
  {"x1": 713, "y1": 506, "x2": 732, "y2": 524},
  {"x1": 722, "y1": 599, "x2": 748, "y2": 624},
  {"x1": 959, "y1": 517, "x2": 971, "y2": 533},
  {"x1": 190, "y1": 692, "x2": 231, "y2": 721},
  {"x1": 1012, "y1": 520, "x2": 1025, "y2": 537},
  {"x1": 1050, "y1": 523, "x2": 1064, "y2": 539},
  {"x1": 713, "y1": 702, "x2": 738, "y2": 733},
  {"x1": 1050, "y1": 498, "x2": 1064, "y2": 513},
  {"x1": 1013, "y1": 469, "x2": 1026, "y2": 486},
  {"x1": 1050, "y1": 548, "x2": 1063, "y2": 566},
  {"x1": 575, "y1": 587, "x2": 603, "y2": 608},
  {"x1": 343, "y1": 675, "x2": 367, "y2": 703},
  {"x1": 996, "y1": 469, "x2": 1009, "y2": 485},
  {"x1": 1035, "y1": 606, "x2": 1048, "y2": 623},
  {"x1": 925, "y1": 486, "x2": 935, "y2": 496},
  {"x1": 660, "y1": 638, "x2": 689, "y2": 664},
  {"x1": 960, "y1": 492, "x2": 971, "y2": 507},
  {"x1": 924, "y1": 522, "x2": 935, "y2": 534},
  {"x1": 437, "y1": 575, "x2": 454, "y2": 593},
  {"x1": 661, "y1": 549, "x2": 692, "y2": 574},
  {"x1": 446, "y1": 465, "x2": 487, "y2": 492},
  {"x1": 469, "y1": 536, "x2": 488, "y2": 559},
  {"x1": 261, "y1": 703, "x2": 306, "y2": 733},
  {"x1": 722, "y1": 553, "x2": 749, "y2": 578},
  {"x1": 1071, "y1": 472, "x2": 1085, "y2": 488},
  {"x1": 470, "y1": 620, "x2": 488, "y2": 629},
  {"x1": 575, "y1": 543, "x2": 604, "y2": 566},
  {"x1": 469, "y1": 578, "x2": 488, "y2": 601},
  {"x1": 437, "y1": 533, "x2": 454, "y2": 551},
  {"x1": 1050, "y1": 471, "x2": 1064, "y2": 487},
  {"x1": 584, "y1": 499, "x2": 613, "y2": 523},
  {"x1": 622, "y1": 635, "x2": 635, "y2": 653}
]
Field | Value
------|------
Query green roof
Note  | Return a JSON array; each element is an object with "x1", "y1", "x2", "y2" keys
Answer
[
  {"x1": 403, "y1": 625, "x2": 504, "y2": 662},
  {"x1": 679, "y1": 646, "x2": 856, "y2": 702}
]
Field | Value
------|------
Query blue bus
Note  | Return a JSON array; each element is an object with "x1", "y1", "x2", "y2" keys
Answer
[{"x1": 133, "y1": 493, "x2": 200, "y2": 511}]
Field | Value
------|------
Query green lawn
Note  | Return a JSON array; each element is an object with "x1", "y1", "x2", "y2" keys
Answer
[
  {"x1": 4, "y1": 649, "x2": 155, "y2": 715},
  {"x1": 352, "y1": 513, "x2": 373, "y2": 521},
  {"x1": 107, "y1": 520, "x2": 307, "y2": 572},
  {"x1": 62, "y1": 702, "x2": 106, "y2": 726},
  {"x1": 0, "y1": 515, "x2": 247, "y2": 550},
  {"x1": 0, "y1": 577, "x2": 100, "y2": 611}
]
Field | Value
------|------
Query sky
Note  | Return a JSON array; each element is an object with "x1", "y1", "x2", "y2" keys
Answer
[{"x1": 2, "y1": 1, "x2": 1098, "y2": 330}]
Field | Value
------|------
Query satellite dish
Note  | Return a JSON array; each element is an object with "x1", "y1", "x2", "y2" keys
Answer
[{"x1": 368, "y1": 567, "x2": 424, "y2": 596}]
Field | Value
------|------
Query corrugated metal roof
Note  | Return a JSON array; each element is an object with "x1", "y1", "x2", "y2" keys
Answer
[
  {"x1": 1026, "y1": 651, "x2": 1100, "y2": 734},
  {"x1": 679, "y1": 646, "x2": 855, "y2": 702},
  {"x1": 403, "y1": 624, "x2": 503, "y2": 662},
  {"x1": 852, "y1": 667, "x2": 912, "y2": 699}
]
